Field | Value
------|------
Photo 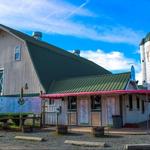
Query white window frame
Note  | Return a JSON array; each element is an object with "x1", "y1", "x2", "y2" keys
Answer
[
  {"x1": 14, "y1": 45, "x2": 21, "y2": 61},
  {"x1": 0, "y1": 68, "x2": 4, "y2": 96}
]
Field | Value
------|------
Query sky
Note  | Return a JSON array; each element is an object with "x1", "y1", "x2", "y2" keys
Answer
[{"x1": 0, "y1": 0, "x2": 149, "y2": 83}]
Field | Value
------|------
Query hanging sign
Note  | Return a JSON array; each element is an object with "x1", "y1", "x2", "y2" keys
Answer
[{"x1": 18, "y1": 97, "x2": 25, "y2": 105}]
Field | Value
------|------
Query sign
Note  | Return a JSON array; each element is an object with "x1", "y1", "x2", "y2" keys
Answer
[{"x1": 18, "y1": 97, "x2": 25, "y2": 105}]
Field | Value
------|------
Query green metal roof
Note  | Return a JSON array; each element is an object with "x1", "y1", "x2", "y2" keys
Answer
[
  {"x1": 138, "y1": 85, "x2": 147, "y2": 90},
  {"x1": 0, "y1": 24, "x2": 111, "y2": 92},
  {"x1": 48, "y1": 72, "x2": 131, "y2": 94}
]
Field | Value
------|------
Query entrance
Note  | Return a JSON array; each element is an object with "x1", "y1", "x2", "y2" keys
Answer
[
  {"x1": 79, "y1": 99, "x2": 89, "y2": 125},
  {"x1": 106, "y1": 97, "x2": 115, "y2": 125}
]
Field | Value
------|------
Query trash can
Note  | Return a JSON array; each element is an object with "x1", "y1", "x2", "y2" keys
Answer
[{"x1": 112, "y1": 115, "x2": 122, "y2": 128}]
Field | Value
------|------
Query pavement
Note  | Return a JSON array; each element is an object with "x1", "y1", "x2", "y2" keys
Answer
[{"x1": 1, "y1": 127, "x2": 150, "y2": 149}]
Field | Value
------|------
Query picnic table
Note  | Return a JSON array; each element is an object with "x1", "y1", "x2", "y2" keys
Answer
[{"x1": 0, "y1": 113, "x2": 42, "y2": 130}]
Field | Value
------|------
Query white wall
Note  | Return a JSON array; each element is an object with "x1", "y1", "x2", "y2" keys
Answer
[
  {"x1": 140, "y1": 41, "x2": 150, "y2": 89},
  {"x1": 144, "y1": 41, "x2": 150, "y2": 89},
  {"x1": 122, "y1": 94, "x2": 150, "y2": 124}
]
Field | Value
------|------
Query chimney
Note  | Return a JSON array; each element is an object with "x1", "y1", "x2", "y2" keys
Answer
[
  {"x1": 73, "y1": 49, "x2": 80, "y2": 56},
  {"x1": 32, "y1": 31, "x2": 42, "y2": 40}
]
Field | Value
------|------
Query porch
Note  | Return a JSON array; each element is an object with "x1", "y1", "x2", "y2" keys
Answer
[
  {"x1": 41, "y1": 91, "x2": 150, "y2": 128},
  {"x1": 40, "y1": 72, "x2": 150, "y2": 128}
]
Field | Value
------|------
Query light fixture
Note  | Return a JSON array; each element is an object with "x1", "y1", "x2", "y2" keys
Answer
[{"x1": 24, "y1": 83, "x2": 28, "y2": 90}]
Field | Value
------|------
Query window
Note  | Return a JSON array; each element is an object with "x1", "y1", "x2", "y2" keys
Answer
[
  {"x1": 142, "y1": 100, "x2": 145, "y2": 114},
  {"x1": 49, "y1": 99, "x2": 54, "y2": 105},
  {"x1": 91, "y1": 95, "x2": 101, "y2": 111},
  {"x1": 14, "y1": 46, "x2": 21, "y2": 61},
  {"x1": 129, "y1": 95, "x2": 133, "y2": 111},
  {"x1": 136, "y1": 96, "x2": 140, "y2": 110},
  {"x1": 0, "y1": 70, "x2": 4, "y2": 95},
  {"x1": 68, "y1": 96, "x2": 77, "y2": 111}
]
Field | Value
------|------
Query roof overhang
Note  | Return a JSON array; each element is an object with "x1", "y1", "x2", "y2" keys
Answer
[{"x1": 40, "y1": 90, "x2": 150, "y2": 99}]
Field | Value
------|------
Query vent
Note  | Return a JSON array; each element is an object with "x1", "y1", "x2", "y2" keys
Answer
[
  {"x1": 73, "y1": 50, "x2": 80, "y2": 56},
  {"x1": 32, "y1": 31, "x2": 42, "y2": 40}
]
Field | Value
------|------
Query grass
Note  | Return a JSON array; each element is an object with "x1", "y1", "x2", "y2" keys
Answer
[{"x1": 0, "y1": 112, "x2": 33, "y2": 117}]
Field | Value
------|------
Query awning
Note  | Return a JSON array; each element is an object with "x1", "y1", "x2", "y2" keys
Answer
[{"x1": 40, "y1": 90, "x2": 150, "y2": 99}]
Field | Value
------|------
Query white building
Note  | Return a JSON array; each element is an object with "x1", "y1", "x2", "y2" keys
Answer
[{"x1": 140, "y1": 33, "x2": 150, "y2": 89}]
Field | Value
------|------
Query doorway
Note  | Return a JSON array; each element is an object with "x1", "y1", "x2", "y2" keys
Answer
[{"x1": 79, "y1": 99, "x2": 89, "y2": 125}]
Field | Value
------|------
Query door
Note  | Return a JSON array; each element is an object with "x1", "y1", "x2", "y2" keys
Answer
[
  {"x1": 79, "y1": 99, "x2": 89, "y2": 125},
  {"x1": 106, "y1": 97, "x2": 115, "y2": 125}
]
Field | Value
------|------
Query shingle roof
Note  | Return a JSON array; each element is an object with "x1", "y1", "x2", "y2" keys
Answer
[
  {"x1": 48, "y1": 72, "x2": 131, "y2": 94},
  {"x1": 0, "y1": 24, "x2": 111, "y2": 92}
]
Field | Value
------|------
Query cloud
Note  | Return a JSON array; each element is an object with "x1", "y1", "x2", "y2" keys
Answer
[
  {"x1": 77, "y1": 49, "x2": 142, "y2": 83},
  {"x1": 64, "y1": 0, "x2": 91, "y2": 19},
  {"x1": 0, "y1": 0, "x2": 144, "y2": 45}
]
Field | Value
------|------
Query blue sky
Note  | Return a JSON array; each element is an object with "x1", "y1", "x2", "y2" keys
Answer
[{"x1": 0, "y1": 0, "x2": 149, "y2": 82}]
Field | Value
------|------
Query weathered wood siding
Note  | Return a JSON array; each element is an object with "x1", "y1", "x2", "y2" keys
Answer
[
  {"x1": 101, "y1": 95, "x2": 120, "y2": 126},
  {"x1": 44, "y1": 98, "x2": 67, "y2": 125},
  {"x1": 44, "y1": 95, "x2": 121, "y2": 127},
  {"x1": 0, "y1": 30, "x2": 44, "y2": 95},
  {"x1": 91, "y1": 112, "x2": 101, "y2": 126}
]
